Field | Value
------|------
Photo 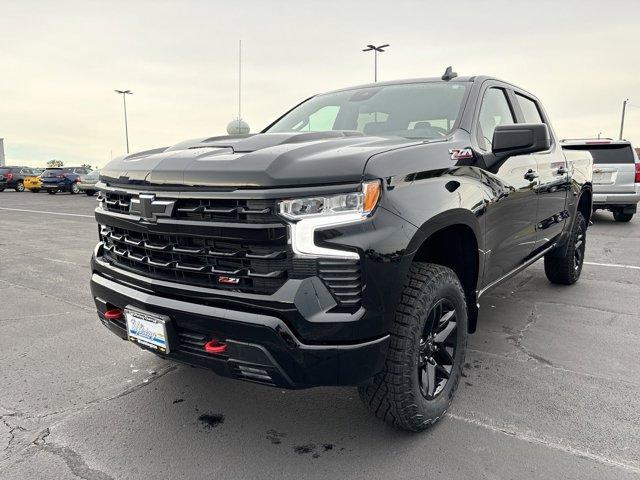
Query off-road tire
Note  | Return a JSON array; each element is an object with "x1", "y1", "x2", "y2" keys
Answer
[
  {"x1": 358, "y1": 263, "x2": 468, "y2": 432},
  {"x1": 613, "y1": 211, "x2": 633, "y2": 222},
  {"x1": 15, "y1": 181, "x2": 25, "y2": 192},
  {"x1": 544, "y1": 212, "x2": 586, "y2": 285}
]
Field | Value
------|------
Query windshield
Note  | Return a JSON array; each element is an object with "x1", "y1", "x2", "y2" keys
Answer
[
  {"x1": 266, "y1": 82, "x2": 468, "y2": 140},
  {"x1": 86, "y1": 170, "x2": 100, "y2": 178}
]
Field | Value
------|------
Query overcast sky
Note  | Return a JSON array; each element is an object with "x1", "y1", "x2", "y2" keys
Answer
[{"x1": 1, "y1": 0, "x2": 639, "y2": 168}]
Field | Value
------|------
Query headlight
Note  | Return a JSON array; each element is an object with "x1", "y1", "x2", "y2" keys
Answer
[
  {"x1": 279, "y1": 180, "x2": 381, "y2": 259},
  {"x1": 279, "y1": 180, "x2": 381, "y2": 220}
]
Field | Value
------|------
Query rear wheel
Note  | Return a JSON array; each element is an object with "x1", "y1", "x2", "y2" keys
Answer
[
  {"x1": 358, "y1": 263, "x2": 467, "y2": 431},
  {"x1": 15, "y1": 181, "x2": 25, "y2": 192},
  {"x1": 544, "y1": 212, "x2": 586, "y2": 285},
  {"x1": 70, "y1": 183, "x2": 80, "y2": 195},
  {"x1": 613, "y1": 210, "x2": 633, "y2": 222}
]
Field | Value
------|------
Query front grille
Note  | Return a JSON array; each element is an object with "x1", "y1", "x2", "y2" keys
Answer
[
  {"x1": 100, "y1": 224, "x2": 290, "y2": 294},
  {"x1": 97, "y1": 190, "x2": 363, "y2": 309},
  {"x1": 101, "y1": 192, "x2": 280, "y2": 223}
]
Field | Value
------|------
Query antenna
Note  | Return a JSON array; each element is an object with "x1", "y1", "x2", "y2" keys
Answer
[{"x1": 442, "y1": 66, "x2": 458, "y2": 81}]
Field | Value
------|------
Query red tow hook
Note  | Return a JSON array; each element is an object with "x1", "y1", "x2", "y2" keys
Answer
[
  {"x1": 104, "y1": 308, "x2": 124, "y2": 321},
  {"x1": 204, "y1": 339, "x2": 227, "y2": 354}
]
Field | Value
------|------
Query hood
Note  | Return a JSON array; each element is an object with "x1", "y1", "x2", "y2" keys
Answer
[{"x1": 100, "y1": 131, "x2": 422, "y2": 189}]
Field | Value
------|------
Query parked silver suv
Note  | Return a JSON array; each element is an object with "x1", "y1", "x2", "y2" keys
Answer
[{"x1": 562, "y1": 139, "x2": 640, "y2": 222}]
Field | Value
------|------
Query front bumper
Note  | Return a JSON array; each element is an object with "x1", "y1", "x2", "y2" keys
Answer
[
  {"x1": 91, "y1": 270, "x2": 390, "y2": 388},
  {"x1": 90, "y1": 187, "x2": 420, "y2": 388}
]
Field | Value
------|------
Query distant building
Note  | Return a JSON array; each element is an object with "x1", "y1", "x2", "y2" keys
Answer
[{"x1": 0, "y1": 138, "x2": 5, "y2": 167}]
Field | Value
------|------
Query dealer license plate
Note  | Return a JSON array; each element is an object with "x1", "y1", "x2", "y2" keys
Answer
[{"x1": 125, "y1": 308, "x2": 170, "y2": 354}]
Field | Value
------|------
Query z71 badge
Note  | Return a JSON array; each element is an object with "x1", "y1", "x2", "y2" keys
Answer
[{"x1": 449, "y1": 148, "x2": 474, "y2": 160}]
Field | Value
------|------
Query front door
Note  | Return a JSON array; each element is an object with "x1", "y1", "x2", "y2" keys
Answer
[{"x1": 473, "y1": 86, "x2": 539, "y2": 286}]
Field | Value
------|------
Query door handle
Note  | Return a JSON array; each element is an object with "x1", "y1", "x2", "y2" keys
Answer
[{"x1": 524, "y1": 169, "x2": 538, "y2": 181}]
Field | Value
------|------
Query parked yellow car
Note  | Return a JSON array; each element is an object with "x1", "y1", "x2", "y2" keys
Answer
[{"x1": 24, "y1": 169, "x2": 44, "y2": 192}]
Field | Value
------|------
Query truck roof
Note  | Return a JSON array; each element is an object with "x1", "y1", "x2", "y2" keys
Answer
[{"x1": 324, "y1": 75, "x2": 504, "y2": 92}]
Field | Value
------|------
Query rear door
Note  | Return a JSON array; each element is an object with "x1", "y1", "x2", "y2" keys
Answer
[
  {"x1": 511, "y1": 92, "x2": 568, "y2": 248},
  {"x1": 588, "y1": 144, "x2": 637, "y2": 193}
]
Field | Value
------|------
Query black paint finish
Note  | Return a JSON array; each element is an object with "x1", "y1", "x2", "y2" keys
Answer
[{"x1": 92, "y1": 75, "x2": 592, "y2": 388}]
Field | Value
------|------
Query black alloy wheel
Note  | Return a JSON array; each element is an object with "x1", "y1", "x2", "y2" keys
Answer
[{"x1": 419, "y1": 299, "x2": 457, "y2": 400}]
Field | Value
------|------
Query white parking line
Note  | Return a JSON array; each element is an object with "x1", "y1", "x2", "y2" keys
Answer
[
  {"x1": 447, "y1": 413, "x2": 640, "y2": 474},
  {"x1": 0, "y1": 207, "x2": 94, "y2": 218},
  {"x1": 584, "y1": 261, "x2": 640, "y2": 271}
]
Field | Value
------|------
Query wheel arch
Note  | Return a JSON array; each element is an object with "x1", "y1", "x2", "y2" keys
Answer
[{"x1": 406, "y1": 209, "x2": 484, "y2": 333}]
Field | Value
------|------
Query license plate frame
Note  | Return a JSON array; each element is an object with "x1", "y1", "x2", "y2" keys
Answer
[{"x1": 125, "y1": 307, "x2": 171, "y2": 354}]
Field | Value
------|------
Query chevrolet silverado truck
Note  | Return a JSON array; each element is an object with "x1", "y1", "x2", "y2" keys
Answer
[{"x1": 91, "y1": 71, "x2": 593, "y2": 431}]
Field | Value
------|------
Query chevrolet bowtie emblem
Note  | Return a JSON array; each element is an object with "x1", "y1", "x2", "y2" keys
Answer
[{"x1": 129, "y1": 194, "x2": 175, "y2": 222}]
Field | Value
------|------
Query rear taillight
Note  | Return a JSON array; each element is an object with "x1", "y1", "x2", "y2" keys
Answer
[
  {"x1": 6, "y1": 173, "x2": 13, "y2": 181},
  {"x1": 635, "y1": 163, "x2": 640, "y2": 183}
]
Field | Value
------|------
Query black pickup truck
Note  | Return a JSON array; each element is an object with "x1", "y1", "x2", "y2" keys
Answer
[{"x1": 91, "y1": 70, "x2": 592, "y2": 431}]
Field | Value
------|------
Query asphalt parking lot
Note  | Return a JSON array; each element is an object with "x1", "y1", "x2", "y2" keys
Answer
[{"x1": 0, "y1": 190, "x2": 639, "y2": 480}]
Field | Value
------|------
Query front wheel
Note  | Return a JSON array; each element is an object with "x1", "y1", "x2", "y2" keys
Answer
[
  {"x1": 359, "y1": 263, "x2": 467, "y2": 432},
  {"x1": 613, "y1": 211, "x2": 633, "y2": 222},
  {"x1": 544, "y1": 212, "x2": 586, "y2": 285},
  {"x1": 15, "y1": 181, "x2": 25, "y2": 192}
]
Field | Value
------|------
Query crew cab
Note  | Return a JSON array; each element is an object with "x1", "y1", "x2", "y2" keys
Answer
[
  {"x1": 562, "y1": 139, "x2": 639, "y2": 222},
  {"x1": 42, "y1": 167, "x2": 91, "y2": 194},
  {"x1": 90, "y1": 71, "x2": 592, "y2": 431}
]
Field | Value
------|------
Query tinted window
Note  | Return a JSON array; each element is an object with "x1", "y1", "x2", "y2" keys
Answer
[
  {"x1": 477, "y1": 88, "x2": 515, "y2": 151},
  {"x1": 515, "y1": 93, "x2": 543, "y2": 124},
  {"x1": 267, "y1": 82, "x2": 468, "y2": 140},
  {"x1": 586, "y1": 145, "x2": 636, "y2": 164}
]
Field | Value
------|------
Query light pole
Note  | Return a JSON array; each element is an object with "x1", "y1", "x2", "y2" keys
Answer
[
  {"x1": 362, "y1": 44, "x2": 389, "y2": 82},
  {"x1": 114, "y1": 89, "x2": 133, "y2": 153},
  {"x1": 619, "y1": 99, "x2": 629, "y2": 140}
]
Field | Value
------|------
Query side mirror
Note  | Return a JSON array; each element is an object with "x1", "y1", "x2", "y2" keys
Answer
[
  {"x1": 481, "y1": 123, "x2": 551, "y2": 170},
  {"x1": 492, "y1": 123, "x2": 551, "y2": 157}
]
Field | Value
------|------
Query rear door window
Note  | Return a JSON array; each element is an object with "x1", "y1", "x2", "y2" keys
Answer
[{"x1": 515, "y1": 93, "x2": 544, "y2": 124}]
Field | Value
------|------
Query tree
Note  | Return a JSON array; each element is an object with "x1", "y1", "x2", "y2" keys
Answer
[
  {"x1": 47, "y1": 159, "x2": 63, "y2": 167},
  {"x1": 81, "y1": 164, "x2": 93, "y2": 171}
]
